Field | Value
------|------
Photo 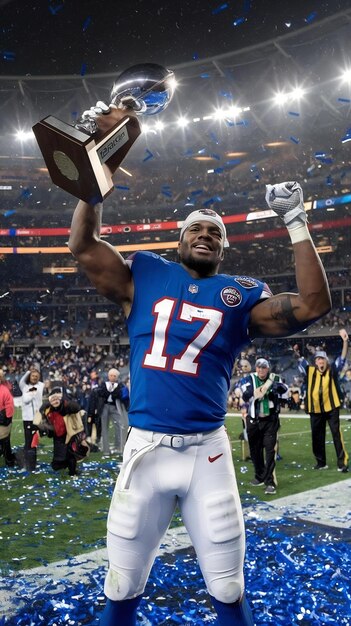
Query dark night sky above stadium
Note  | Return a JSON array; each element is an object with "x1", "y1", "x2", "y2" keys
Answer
[{"x1": 1, "y1": 0, "x2": 351, "y2": 77}]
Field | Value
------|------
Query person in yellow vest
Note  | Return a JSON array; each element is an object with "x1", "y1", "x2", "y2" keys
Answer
[{"x1": 293, "y1": 329, "x2": 349, "y2": 472}]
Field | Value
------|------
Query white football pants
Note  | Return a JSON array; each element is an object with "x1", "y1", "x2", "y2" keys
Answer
[{"x1": 104, "y1": 425, "x2": 246, "y2": 604}]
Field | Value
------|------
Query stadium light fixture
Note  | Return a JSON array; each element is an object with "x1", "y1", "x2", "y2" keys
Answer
[
  {"x1": 341, "y1": 68, "x2": 351, "y2": 82},
  {"x1": 273, "y1": 91, "x2": 289, "y2": 105},
  {"x1": 176, "y1": 116, "x2": 189, "y2": 128},
  {"x1": 290, "y1": 87, "x2": 305, "y2": 99},
  {"x1": 168, "y1": 76, "x2": 178, "y2": 91},
  {"x1": 15, "y1": 130, "x2": 34, "y2": 141},
  {"x1": 273, "y1": 88, "x2": 304, "y2": 105}
]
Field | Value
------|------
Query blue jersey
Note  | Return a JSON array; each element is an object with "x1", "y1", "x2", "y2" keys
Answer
[{"x1": 127, "y1": 251, "x2": 270, "y2": 433}]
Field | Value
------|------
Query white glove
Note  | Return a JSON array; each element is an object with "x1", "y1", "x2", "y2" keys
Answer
[
  {"x1": 265, "y1": 181, "x2": 307, "y2": 230},
  {"x1": 80, "y1": 100, "x2": 114, "y2": 120},
  {"x1": 76, "y1": 101, "x2": 117, "y2": 134}
]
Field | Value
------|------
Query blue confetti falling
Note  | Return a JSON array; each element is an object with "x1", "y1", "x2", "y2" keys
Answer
[
  {"x1": 226, "y1": 158, "x2": 241, "y2": 166},
  {"x1": 243, "y1": 0, "x2": 252, "y2": 13},
  {"x1": 82, "y1": 16, "x2": 92, "y2": 32},
  {"x1": 80, "y1": 63, "x2": 87, "y2": 77},
  {"x1": 115, "y1": 185, "x2": 130, "y2": 191},
  {"x1": 219, "y1": 90, "x2": 234, "y2": 99},
  {"x1": 203, "y1": 196, "x2": 222, "y2": 206},
  {"x1": 19, "y1": 188, "x2": 32, "y2": 200},
  {"x1": 208, "y1": 131, "x2": 219, "y2": 144},
  {"x1": 161, "y1": 185, "x2": 172, "y2": 198},
  {"x1": 337, "y1": 97, "x2": 351, "y2": 103},
  {"x1": 289, "y1": 136, "x2": 300, "y2": 144},
  {"x1": 288, "y1": 111, "x2": 300, "y2": 117},
  {"x1": 48, "y1": 2, "x2": 64, "y2": 16},
  {"x1": 143, "y1": 149, "x2": 154, "y2": 162},
  {"x1": 305, "y1": 11, "x2": 318, "y2": 24},
  {"x1": 212, "y1": 4, "x2": 229, "y2": 16},
  {"x1": 341, "y1": 127, "x2": 351, "y2": 143},
  {"x1": 233, "y1": 17, "x2": 246, "y2": 27},
  {"x1": 2, "y1": 50, "x2": 15, "y2": 61}
]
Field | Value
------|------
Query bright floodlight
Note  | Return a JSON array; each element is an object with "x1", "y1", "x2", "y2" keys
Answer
[
  {"x1": 213, "y1": 108, "x2": 227, "y2": 120},
  {"x1": 273, "y1": 92, "x2": 289, "y2": 105},
  {"x1": 291, "y1": 87, "x2": 305, "y2": 99},
  {"x1": 154, "y1": 120, "x2": 165, "y2": 131},
  {"x1": 168, "y1": 76, "x2": 178, "y2": 90},
  {"x1": 213, "y1": 106, "x2": 242, "y2": 120},
  {"x1": 15, "y1": 130, "x2": 34, "y2": 141},
  {"x1": 176, "y1": 116, "x2": 189, "y2": 128},
  {"x1": 341, "y1": 68, "x2": 351, "y2": 82}
]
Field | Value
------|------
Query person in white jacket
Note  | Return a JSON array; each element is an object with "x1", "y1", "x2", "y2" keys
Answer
[{"x1": 19, "y1": 365, "x2": 44, "y2": 456}]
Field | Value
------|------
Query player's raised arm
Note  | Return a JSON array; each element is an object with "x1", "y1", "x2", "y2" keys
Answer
[
  {"x1": 68, "y1": 103, "x2": 134, "y2": 314},
  {"x1": 249, "y1": 181, "x2": 331, "y2": 338}
]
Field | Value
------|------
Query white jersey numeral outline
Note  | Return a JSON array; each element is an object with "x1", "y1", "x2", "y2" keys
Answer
[{"x1": 143, "y1": 297, "x2": 223, "y2": 375}]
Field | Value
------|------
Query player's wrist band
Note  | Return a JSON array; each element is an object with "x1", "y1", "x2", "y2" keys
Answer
[{"x1": 287, "y1": 223, "x2": 311, "y2": 244}]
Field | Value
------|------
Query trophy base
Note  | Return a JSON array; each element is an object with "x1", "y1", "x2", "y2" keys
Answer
[{"x1": 33, "y1": 114, "x2": 141, "y2": 204}]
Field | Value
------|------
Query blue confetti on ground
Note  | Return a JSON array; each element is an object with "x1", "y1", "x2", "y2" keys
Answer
[{"x1": 2, "y1": 517, "x2": 351, "y2": 625}]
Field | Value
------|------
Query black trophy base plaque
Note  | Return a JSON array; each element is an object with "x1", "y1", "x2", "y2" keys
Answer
[{"x1": 32, "y1": 114, "x2": 141, "y2": 205}]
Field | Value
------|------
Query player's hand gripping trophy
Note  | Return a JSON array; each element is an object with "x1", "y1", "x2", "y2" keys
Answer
[{"x1": 33, "y1": 63, "x2": 175, "y2": 204}]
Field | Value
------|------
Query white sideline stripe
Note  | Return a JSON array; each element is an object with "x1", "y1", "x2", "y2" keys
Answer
[
  {"x1": 247, "y1": 478, "x2": 351, "y2": 529},
  {"x1": 0, "y1": 526, "x2": 192, "y2": 618},
  {"x1": 226, "y1": 412, "x2": 351, "y2": 420}
]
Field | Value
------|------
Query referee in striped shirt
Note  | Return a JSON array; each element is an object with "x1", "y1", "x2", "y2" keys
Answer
[{"x1": 294, "y1": 329, "x2": 349, "y2": 472}]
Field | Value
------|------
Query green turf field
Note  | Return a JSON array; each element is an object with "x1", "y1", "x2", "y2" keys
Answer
[{"x1": 1, "y1": 409, "x2": 350, "y2": 571}]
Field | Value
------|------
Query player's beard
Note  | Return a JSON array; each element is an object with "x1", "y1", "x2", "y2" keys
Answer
[{"x1": 179, "y1": 247, "x2": 220, "y2": 276}]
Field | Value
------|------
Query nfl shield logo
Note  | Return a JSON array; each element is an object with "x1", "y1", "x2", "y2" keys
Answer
[{"x1": 188, "y1": 284, "x2": 199, "y2": 294}]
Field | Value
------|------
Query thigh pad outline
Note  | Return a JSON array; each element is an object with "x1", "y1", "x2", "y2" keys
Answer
[
  {"x1": 107, "y1": 487, "x2": 147, "y2": 539},
  {"x1": 203, "y1": 490, "x2": 243, "y2": 543}
]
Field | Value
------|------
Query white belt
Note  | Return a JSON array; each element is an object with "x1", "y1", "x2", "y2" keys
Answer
[
  {"x1": 159, "y1": 433, "x2": 202, "y2": 448},
  {"x1": 119, "y1": 427, "x2": 220, "y2": 490}
]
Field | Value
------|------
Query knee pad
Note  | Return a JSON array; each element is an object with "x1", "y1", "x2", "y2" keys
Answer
[
  {"x1": 203, "y1": 491, "x2": 243, "y2": 543},
  {"x1": 104, "y1": 566, "x2": 138, "y2": 601},
  {"x1": 209, "y1": 578, "x2": 243, "y2": 604}
]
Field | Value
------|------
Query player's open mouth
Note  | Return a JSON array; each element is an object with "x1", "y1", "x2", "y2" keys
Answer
[{"x1": 193, "y1": 244, "x2": 212, "y2": 251}]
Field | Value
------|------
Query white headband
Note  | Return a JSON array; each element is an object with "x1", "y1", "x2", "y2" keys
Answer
[{"x1": 180, "y1": 209, "x2": 229, "y2": 247}]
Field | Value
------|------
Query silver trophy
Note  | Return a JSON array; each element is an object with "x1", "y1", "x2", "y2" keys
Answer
[{"x1": 32, "y1": 63, "x2": 175, "y2": 204}]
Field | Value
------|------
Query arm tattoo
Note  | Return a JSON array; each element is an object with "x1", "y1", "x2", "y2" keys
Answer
[{"x1": 269, "y1": 295, "x2": 300, "y2": 330}]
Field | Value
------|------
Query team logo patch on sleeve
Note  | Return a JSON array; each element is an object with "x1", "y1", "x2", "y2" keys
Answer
[
  {"x1": 234, "y1": 276, "x2": 258, "y2": 289},
  {"x1": 220, "y1": 286, "x2": 242, "y2": 307}
]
